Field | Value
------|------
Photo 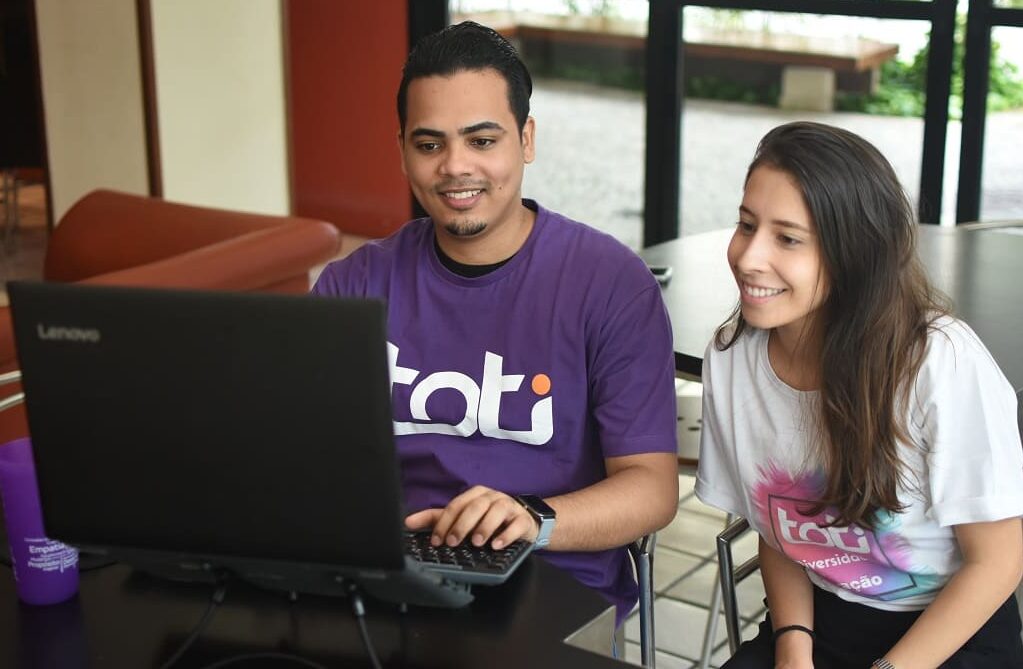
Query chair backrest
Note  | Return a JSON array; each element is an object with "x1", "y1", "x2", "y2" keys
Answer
[{"x1": 45, "y1": 189, "x2": 329, "y2": 283}]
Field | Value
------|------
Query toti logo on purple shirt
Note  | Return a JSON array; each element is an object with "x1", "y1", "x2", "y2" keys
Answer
[
  {"x1": 752, "y1": 463, "x2": 940, "y2": 601},
  {"x1": 387, "y1": 343, "x2": 554, "y2": 446}
]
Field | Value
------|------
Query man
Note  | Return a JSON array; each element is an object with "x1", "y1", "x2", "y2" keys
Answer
[{"x1": 312, "y1": 21, "x2": 678, "y2": 628}]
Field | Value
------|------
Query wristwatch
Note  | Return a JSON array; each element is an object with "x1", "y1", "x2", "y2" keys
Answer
[{"x1": 516, "y1": 494, "x2": 557, "y2": 549}]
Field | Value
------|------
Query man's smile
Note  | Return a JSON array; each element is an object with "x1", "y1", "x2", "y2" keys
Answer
[
  {"x1": 438, "y1": 186, "x2": 486, "y2": 210},
  {"x1": 444, "y1": 189, "x2": 482, "y2": 200}
]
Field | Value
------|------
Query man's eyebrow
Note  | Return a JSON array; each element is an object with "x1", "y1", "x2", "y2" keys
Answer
[
  {"x1": 738, "y1": 206, "x2": 811, "y2": 233},
  {"x1": 460, "y1": 121, "x2": 505, "y2": 135},
  {"x1": 409, "y1": 127, "x2": 445, "y2": 139}
]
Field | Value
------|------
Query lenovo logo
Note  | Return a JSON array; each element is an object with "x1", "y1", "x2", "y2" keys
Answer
[{"x1": 36, "y1": 324, "x2": 102, "y2": 343}]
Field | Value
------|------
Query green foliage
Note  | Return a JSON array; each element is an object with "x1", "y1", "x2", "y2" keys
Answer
[
  {"x1": 686, "y1": 76, "x2": 779, "y2": 106},
  {"x1": 532, "y1": 61, "x2": 645, "y2": 91},
  {"x1": 835, "y1": 58, "x2": 927, "y2": 117},
  {"x1": 988, "y1": 42, "x2": 1023, "y2": 110},
  {"x1": 705, "y1": 9, "x2": 747, "y2": 31},
  {"x1": 562, "y1": 0, "x2": 617, "y2": 17},
  {"x1": 838, "y1": 14, "x2": 1023, "y2": 118}
]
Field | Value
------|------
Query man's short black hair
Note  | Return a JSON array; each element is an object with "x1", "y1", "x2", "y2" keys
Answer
[{"x1": 397, "y1": 21, "x2": 533, "y2": 135}]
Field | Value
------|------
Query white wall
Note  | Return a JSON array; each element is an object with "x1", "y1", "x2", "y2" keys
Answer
[
  {"x1": 34, "y1": 0, "x2": 150, "y2": 222},
  {"x1": 150, "y1": 0, "x2": 290, "y2": 215}
]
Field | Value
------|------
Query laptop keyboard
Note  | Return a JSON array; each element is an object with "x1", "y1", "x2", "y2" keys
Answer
[{"x1": 403, "y1": 532, "x2": 533, "y2": 585}]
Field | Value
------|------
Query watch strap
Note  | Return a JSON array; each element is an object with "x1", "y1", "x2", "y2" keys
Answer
[{"x1": 516, "y1": 495, "x2": 555, "y2": 548}]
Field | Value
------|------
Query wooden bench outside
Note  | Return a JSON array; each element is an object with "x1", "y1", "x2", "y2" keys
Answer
[
  {"x1": 683, "y1": 27, "x2": 898, "y2": 110},
  {"x1": 455, "y1": 12, "x2": 899, "y2": 111},
  {"x1": 684, "y1": 27, "x2": 897, "y2": 75}
]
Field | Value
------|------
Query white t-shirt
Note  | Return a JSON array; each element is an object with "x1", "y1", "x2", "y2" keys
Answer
[{"x1": 696, "y1": 317, "x2": 1023, "y2": 611}]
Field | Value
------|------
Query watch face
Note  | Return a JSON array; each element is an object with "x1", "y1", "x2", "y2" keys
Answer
[{"x1": 518, "y1": 494, "x2": 556, "y2": 519}]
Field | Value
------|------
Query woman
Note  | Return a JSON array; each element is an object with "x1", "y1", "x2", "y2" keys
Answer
[{"x1": 696, "y1": 121, "x2": 1023, "y2": 668}]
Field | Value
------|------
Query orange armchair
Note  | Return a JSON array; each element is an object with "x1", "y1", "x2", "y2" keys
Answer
[{"x1": 0, "y1": 189, "x2": 343, "y2": 445}]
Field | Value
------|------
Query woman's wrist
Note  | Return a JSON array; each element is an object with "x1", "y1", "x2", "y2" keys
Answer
[{"x1": 774, "y1": 624, "x2": 814, "y2": 666}]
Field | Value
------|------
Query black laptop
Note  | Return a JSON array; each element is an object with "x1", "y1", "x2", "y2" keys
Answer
[{"x1": 7, "y1": 281, "x2": 531, "y2": 607}]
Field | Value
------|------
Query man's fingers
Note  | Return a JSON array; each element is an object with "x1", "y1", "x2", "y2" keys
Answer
[
  {"x1": 442, "y1": 493, "x2": 503, "y2": 546},
  {"x1": 427, "y1": 487, "x2": 492, "y2": 545},
  {"x1": 466, "y1": 496, "x2": 524, "y2": 546},
  {"x1": 492, "y1": 514, "x2": 537, "y2": 550},
  {"x1": 404, "y1": 508, "x2": 443, "y2": 531},
  {"x1": 407, "y1": 487, "x2": 531, "y2": 548}
]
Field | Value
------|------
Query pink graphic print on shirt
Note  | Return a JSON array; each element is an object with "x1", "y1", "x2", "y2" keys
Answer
[{"x1": 752, "y1": 463, "x2": 940, "y2": 601}]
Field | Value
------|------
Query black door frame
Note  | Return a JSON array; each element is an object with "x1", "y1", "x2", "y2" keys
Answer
[{"x1": 406, "y1": 1, "x2": 450, "y2": 219}]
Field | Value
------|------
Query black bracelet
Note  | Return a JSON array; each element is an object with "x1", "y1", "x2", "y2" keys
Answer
[{"x1": 772, "y1": 624, "x2": 815, "y2": 642}]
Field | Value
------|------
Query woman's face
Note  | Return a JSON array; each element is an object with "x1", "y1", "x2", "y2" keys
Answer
[{"x1": 727, "y1": 165, "x2": 829, "y2": 346}]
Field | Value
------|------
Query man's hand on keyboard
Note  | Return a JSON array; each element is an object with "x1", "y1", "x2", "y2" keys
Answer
[{"x1": 405, "y1": 485, "x2": 540, "y2": 550}]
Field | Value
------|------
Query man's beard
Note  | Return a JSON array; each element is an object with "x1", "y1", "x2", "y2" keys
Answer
[{"x1": 443, "y1": 220, "x2": 487, "y2": 237}]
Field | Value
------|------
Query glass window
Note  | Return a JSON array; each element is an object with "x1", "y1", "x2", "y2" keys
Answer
[
  {"x1": 979, "y1": 25, "x2": 1023, "y2": 221},
  {"x1": 679, "y1": 8, "x2": 935, "y2": 234},
  {"x1": 449, "y1": 1, "x2": 649, "y2": 249}
]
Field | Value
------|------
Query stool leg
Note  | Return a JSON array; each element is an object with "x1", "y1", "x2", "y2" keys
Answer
[{"x1": 696, "y1": 513, "x2": 732, "y2": 669}]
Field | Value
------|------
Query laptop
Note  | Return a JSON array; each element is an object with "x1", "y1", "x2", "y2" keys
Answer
[{"x1": 7, "y1": 281, "x2": 531, "y2": 607}]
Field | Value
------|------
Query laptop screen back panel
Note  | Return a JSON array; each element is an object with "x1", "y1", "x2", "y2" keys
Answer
[{"x1": 9, "y1": 282, "x2": 405, "y2": 573}]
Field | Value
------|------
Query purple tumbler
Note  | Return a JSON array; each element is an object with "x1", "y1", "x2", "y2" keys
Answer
[{"x1": 0, "y1": 437, "x2": 79, "y2": 605}]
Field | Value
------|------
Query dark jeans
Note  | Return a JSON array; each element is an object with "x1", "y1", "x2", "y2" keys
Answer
[{"x1": 723, "y1": 585, "x2": 1023, "y2": 668}]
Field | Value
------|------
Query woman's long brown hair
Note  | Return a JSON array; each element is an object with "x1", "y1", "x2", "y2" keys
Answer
[{"x1": 716, "y1": 122, "x2": 950, "y2": 529}]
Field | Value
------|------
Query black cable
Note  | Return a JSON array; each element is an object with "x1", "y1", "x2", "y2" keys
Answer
[
  {"x1": 157, "y1": 580, "x2": 228, "y2": 669},
  {"x1": 347, "y1": 584, "x2": 383, "y2": 669},
  {"x1": 143, "y1": 575, "x2": 381, "y2": 669}
]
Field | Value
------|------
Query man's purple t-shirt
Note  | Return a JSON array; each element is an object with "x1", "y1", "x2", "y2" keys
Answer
[{"x1": 312, "y1": 201, "x2": 676, "y2": 623}]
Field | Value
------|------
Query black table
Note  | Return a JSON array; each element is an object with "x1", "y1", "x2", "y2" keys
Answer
[
  {"x1": 0, "y1": 558, "x2": 623, "y2": 668},
  {"x1": 641, "y1": 225, "x2": 1023, "y2": 392}
]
